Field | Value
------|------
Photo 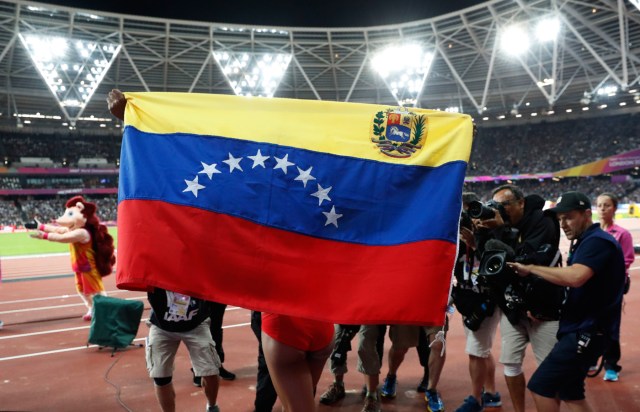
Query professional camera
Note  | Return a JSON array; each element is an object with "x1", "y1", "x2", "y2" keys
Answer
[
  {"x1": 460, "y1": 210, "x2": 473, "y2": 230},
  {"x1": 467, "y1": 199, "x2": 507, "y2": 221},
  {"x1": 451, "y1": 286, "x2": 495, "y2": 332},
  {"x1": 478, "y1": 240, "x2": 563, "y2": 324}
]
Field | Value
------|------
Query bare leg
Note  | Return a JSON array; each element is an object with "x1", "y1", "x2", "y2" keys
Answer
[
  {"x1": 308, "y1": 343, "x2": 332, "y2": 393},
  {"x1": 386, "y1": 345, "x2": 408, "y2": 376},
  {"x1": 565, "y1": 399, "x2": 595, "y2": 412},
  {"x1": 468, "y1": 355, "x2": 486, "y2": 400},
  {"x1": 262, "y1": 332, "x2": 315, "y2": 412},
  {"x1": 364, "y1": 373, "x2": 379, "y2": 394},
  {"x1": 154, "y1": 382, "x2": 176, "y2": 412},
  {"x1": 427, "y1": 338, "x2": 446, "y2": 390},
  {"x1": 505, "y1": 373, "x2": 526, "y2": 412},
  {"x1": 484, "y1": 353, "x2": 497, "y2": 394},
  {"x1": 202, "y1": 375, "x2": 220, "y2": 409},
  {"x1": 531, "y1": 392, "x2": 560, "y2": 412}
]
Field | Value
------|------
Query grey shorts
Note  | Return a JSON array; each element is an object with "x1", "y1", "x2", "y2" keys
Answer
[
  {"x1": 146, "y1": 319, "x2": 221, "y2": 378},
  {"x1": 499, "y1": 314, "x2": 558, "y2": 365},
  {"x1": 357, "y1": 325, "x2": 382, "y2": 376},
  {"x1": 464, "y1": 307, "x2": 501, "y2": 358}
]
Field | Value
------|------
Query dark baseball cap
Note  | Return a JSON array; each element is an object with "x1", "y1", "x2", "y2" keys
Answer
[{"x1": 549, "y1": 191, "x2": 592, "y2": 213}]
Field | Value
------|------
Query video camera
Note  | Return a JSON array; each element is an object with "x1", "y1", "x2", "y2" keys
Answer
[
  {"x1": 467, "y1": 200, "x2": 507, "y2": 221},
  {"x1": 478, "y1": 240, "x2": 563, "y2": 324}
]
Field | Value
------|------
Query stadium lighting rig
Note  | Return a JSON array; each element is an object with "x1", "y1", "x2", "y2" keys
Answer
[
  {"x1": 501, "y1": 17, "x2": 560, "y2": 55},
  {"x1": 213, "y1": 52, "x2": 292, "y2": 98},
  {"x1": 19, "y1": 33, "x2": 121, "y2": 125},
  {"x1": 371, "y1": 44, "x2": 434, "y2": 107}
]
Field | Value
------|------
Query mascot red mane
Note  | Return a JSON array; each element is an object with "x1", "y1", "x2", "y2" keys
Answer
[{"x1": 30, "y1": 196, "x2": 115, "y2": 320}]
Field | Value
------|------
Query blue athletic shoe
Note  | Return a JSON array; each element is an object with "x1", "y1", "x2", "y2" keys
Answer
[
  {"x1": 380, "y1": 374, "x2": 397, "y2": 398},
  {"x1": 425, "y1": 389, "x2": 445, "y2": 412},
  {"x1": 481, "y1": 390, "x2": 502, "y2": 408},
  {"x1": 455, "y1": 395, "x2": 483, "y2": 412},
  {"x1": 604, "y1": 369, "x2": 619, "y2": 382}
]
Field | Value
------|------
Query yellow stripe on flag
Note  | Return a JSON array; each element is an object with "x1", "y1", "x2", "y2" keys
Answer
[{"x1": 123, "y1": 92, "x2": 473, "y2": 168}]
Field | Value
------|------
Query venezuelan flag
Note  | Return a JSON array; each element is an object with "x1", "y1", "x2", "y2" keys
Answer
[{"x1": 117, "y1": 93, "x2": 473, "y2": 325}]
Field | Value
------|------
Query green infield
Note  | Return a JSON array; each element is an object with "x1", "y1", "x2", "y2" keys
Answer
[{"x1": 0, "y1": 227, "x2": 118, "y2": 257}]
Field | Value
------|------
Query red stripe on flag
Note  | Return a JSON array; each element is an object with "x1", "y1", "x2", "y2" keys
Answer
[{"x1": 116, "y1": 200, "x2": 456, "y2": 325}]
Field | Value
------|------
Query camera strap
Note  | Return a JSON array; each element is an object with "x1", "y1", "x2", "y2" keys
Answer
[{"x1": 549, "y1": 249, "x2": 562, "y2": 267}]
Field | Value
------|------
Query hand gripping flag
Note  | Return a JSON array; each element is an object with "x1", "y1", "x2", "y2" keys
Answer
[{"x1": 117, "y1": 93, "x2": 473, "y2": 325}]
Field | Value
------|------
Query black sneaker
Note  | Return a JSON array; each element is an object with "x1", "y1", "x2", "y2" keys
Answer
[
  {"x1": 219, "y1": 366, "x2": 236, "y2": 381},
  {"x1": 191, "y1": 368, "x2": 202, "y2": 387}
]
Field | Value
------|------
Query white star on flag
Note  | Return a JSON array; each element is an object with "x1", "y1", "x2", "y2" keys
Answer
[
  {"x1": 198, "y1": 162, "x2": 222, "y2": 179},
  {"x1": 248, "y1": 149, "x2": 270, "y2": 168},
  {"x1": 322, "y1": 206, "x2": 343, "y2": 227},
  {"x1": 223, "y1": 153, "x2": 244, "y2": 173},
  {"x1": 183, "y1": 176, "x2": 205, "y2": 197},
  {"x1": 294, "y1": 166, "x2": 316, "y2": 188},
  {"x1": 273, "y1": 154, "x2": 295, "y2": 174},
  {"x1": 311, "y1": 183, "x2": 332, "y2": 205}
]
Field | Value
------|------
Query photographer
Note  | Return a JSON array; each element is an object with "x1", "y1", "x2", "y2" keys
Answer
[
  {"x1": 453, "y1": 192, "x2": 502, "y2": 412},
  {"x1": 509, "y1": 191, "x2": 625, "y2": 412},
  {"x1": 472, "y1": 185, "x2": 563, "y2": 412}
]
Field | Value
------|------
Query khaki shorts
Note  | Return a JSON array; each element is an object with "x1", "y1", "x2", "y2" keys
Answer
[
  {"x1": 389, "y1": 325, "x2": 420, "y2": 349},
  {"x1": 464, "y1": 307, "x2": 501, "y2": 358},
  {"x1": 499, "y1": 314, "x2": 558, "y2": 365},
  {"x1": 146, "y1": 319, "x2": 221, "y2": 378}
]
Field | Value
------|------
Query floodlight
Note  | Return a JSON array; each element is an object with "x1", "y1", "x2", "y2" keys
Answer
[
  {"x1": 19, "y1": 33, "x2": 120, "y2": 123},
  {"x1": 535, "y1": 18, "x2": 561, "y2": 42},
  {"x1": 214, "y1": 52, "x2": 291, "y2": 98},
  {"x1": 596, "y1": 85, "x2": 618, "y2": 96},
  {"x1": 371, "y1": 43, "x2": 433, "y2": 107},
  {"x1": 501, "y1": 25, "x2": 530, "y2": 56}
]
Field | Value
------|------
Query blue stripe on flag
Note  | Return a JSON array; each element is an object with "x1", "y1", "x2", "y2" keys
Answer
[{"x1": 118, "y1": 126, "x2": 466, "y2": 246}]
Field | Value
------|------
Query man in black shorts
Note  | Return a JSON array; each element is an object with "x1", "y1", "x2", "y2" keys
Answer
[{"x1": 509, "y1": 191, "x2": 625, "y2": 412}]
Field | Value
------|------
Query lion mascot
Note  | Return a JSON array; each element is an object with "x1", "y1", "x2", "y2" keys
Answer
[{"x1": 30, "y1": 196, "x2": 115, "y2": 320}]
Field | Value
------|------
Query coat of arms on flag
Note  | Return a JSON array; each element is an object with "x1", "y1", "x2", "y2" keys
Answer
[{"x1": 371, "y1": 108, "x2": 428, "y2": 158}]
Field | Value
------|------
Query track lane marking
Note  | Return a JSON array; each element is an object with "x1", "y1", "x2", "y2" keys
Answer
[{"x1": 0, "y1": 322, "x2": 251, "y2": 361}]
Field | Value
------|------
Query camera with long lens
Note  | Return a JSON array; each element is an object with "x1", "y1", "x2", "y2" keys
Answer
[
  {"x1": 479, "y1": 240, "x2": 563, "y2": 324},
  {"x1": 451, "y1": 286, "x2": 495, "y2": 332},
  {"x1": 467, "y1": 200, "x2": 506, "y2": 221},
  {"x1": 460, "y1": 210, "x2": 473, "y2": 230},
  {"x1": 463, "y1": 298, "x2": 495, "y2": 331}
]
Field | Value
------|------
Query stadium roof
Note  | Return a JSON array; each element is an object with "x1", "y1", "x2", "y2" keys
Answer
[{"x1": 0, "y1": 0, "x2": 639, "y2": 132}]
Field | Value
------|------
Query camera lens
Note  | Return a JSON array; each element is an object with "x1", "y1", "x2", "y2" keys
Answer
[{"x1": 485, "y1": 255, "x2": 504, "y2": 275}]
